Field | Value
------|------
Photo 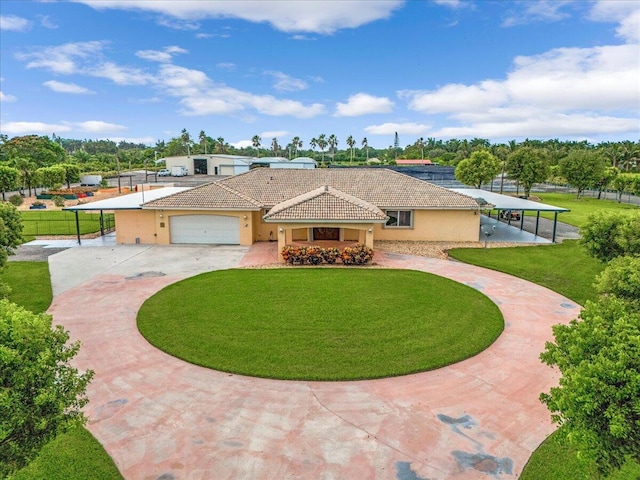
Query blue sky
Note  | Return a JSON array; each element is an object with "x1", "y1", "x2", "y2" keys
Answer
[{"x1": 1, "y1": 0, "x2": 638, "y2": 149}]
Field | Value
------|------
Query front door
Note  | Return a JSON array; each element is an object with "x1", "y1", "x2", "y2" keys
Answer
[{"x1": 313, "y1": 227, "x2": 340, "y2": 241}]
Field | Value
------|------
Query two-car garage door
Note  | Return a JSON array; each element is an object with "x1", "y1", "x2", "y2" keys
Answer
[{"x1": 170, "y1": 215, "x2": 240, "y2": 245}]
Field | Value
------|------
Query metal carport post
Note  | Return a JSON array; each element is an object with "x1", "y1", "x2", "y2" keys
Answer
[{"x1": 74, "y1": 210, "x2": 81, "y2": 245}]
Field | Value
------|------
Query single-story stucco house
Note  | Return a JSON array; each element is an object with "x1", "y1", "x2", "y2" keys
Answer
[{"x1": 106, "y1": 168, "x2": 481, "y2": 254}]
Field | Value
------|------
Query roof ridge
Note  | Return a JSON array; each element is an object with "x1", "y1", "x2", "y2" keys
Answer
[{"x1": 323, "y1": 186, "x2": 383, "y2": 215}]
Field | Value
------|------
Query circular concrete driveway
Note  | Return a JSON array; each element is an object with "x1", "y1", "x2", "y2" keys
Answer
[{"x1": 47, "y1": 243, "x2": 580, "y2": 479}]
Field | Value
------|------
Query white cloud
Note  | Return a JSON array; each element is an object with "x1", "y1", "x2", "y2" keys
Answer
[
  {"x1": 91, "y1": 62, "x2": 153, "y2": 85},
  {"x1": 0, "y1": 91, "x2": 17, "y2": 102},
  {"x1": 364, "y1": 122, "x2": 431, "y2": 135},
  {"x1": 403, "y1": 38, "x2": 640, "y2": 139},
  {"x1": 335, "y1": 93, "x2": 394, "y2": 117},
  {"x1": 38, "y1": 15, "x2": 58, "y2": 29},
  {"x1": 136, "y1": 45, "x2": 187, "y2": 63},
  {"x1": 502, "y1": 1, "x2": 572, "y2": 27},
  {"x1": 432, "y1": 0, "x2": 463, "y2": 9},
  {"x1": 261, "y1": 130, "x2": 289, "y2": 138},
  {"x1": 231, "y1": 139, "x2": 253, "y2": 148},
  {"x1": 216, "y1": 63, "x2": 236, "y2": 71},
  {"x1": 589, "y1": 0, "x2": 640, "y2": 43},
  {"x1": 0, "y1": 15, "x2": 32, "y2": 32},
  {"x1": 43, "y1": 80, "x2": 94, "y2": 94},
  {"x1": 73, "y1": 0, "x2": 405, "y2": 34},
  {"x1": 98, "y1": 135, "x2": 156, "y2": 145},
  {"x1": 156, "y1": 17, "x2": 200, "y2": 31},
  {"x1": 16, "y1": 41, "x2": 107, "y2": 74},
  {"x1": 0, "y1": 121, "x2": 71, "y2": 135},
  {"x1": 71, "y1": 120, "x2": 127, "y2": 133},
  {"x1": 264, "y1": 71, "x2": 308, "y2": 92}
]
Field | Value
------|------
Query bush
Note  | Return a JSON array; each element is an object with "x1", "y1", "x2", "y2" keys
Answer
[
  {"x1": 341, "y1": 244, "x2": 374, "y2": 265},
  {"x1": 581, "y1": 212, "x2": 640, "y2": 262},
  {"x1": 281, "y1": 244, "x2": 374, "y2": 266},
  {"x1": 8, "y1": 194, "x2": 23, "y2": 207},
  {"x1": 31, "y1": 201, "x2": 45, "y2": 208},
  {"x1": 52, "y1": 195, "x2": 66, "y2": 207}
]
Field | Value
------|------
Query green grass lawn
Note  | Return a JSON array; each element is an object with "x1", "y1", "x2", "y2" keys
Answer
[
  {"x1": 521, "y1": 428, "x2": 640, "y2": 480},
  {"x1": 138, "y1": 268, "x2": 504, "y2": 380},
  {"x1": 2, "y1": 261, "x2": 122, "y2": 480},
  {"x1": 448, "y1": 240, "x2": 603, "y2": 306},
  {"x1": 21, "y1": 210, "x2": 114, "y2": 239},
  {"x1": 528, "y1": 192, "x2": 639, "y2": 228}
]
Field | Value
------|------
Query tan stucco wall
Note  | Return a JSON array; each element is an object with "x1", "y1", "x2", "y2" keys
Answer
[
  {"x1": 374, "y1": 209, "x2": 480, "y2": 242},
  {"x1": 115, "y1": 210, "x2": 157, "y2": 244}
]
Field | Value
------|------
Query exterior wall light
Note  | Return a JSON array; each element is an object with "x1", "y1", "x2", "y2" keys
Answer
[{"x1": 279, "y1": 228, "x2": 284, "y2": 233}]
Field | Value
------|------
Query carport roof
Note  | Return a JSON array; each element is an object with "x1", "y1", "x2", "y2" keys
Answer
[
  {"x1": 64, "y1": 187, "x2": 189, "y2": 211},
  {"x1": 450, "y1": 188, "x2": 569, "y2": 212}
]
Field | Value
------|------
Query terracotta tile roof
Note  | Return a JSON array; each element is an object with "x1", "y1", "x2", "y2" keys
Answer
[
  {"x1": 263, "y1": 186, "x2": 388, "y2": 222},
  {"x1": 220, "y1": 168, "x2": 479, "y2": 209},
  {"x1": 143, "y1": 181, "x2": 263, "y2": 210}
]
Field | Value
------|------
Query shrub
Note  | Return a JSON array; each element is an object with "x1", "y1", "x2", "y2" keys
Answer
[
  {"x1": 305, "y1": 245, "x2": 324, "y2": 265},
  {"x1": 341, "y1": 244, "x2": 374, "y2": 265},
  {"x1": 8, "y1": 194, "x2": 23, "y2": 207},
  {"x1": 31, "y1": 201, "x2": 45, "y2": 208},
  {"x1": 51, "y1": 195, "x2": 66, "y2": 207},
  {"x1": 321, "y1": 247, "x2": 340, "y2": 264}
]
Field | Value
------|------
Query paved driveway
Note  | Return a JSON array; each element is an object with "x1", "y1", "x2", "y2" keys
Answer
[{"x1": 46, "y1": 244, "x2": 580, "y2": 479}]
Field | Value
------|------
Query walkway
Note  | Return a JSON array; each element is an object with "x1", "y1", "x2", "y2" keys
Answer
[{"x1": 46, "y1": 242, "x2": 581, "y2": 479}]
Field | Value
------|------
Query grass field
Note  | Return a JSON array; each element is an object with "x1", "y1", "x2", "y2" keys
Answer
[
  {"x1": 0, "y1": 261, "x2": 52, "y2": 313},
  {"x1": 138, "y1": 268, "x2": 504, "y2": 380},
  {"x1": 530, "y1": 192, "x2": 639, "y2": 227},
  {"x1": 21, "y1": 210, "x2": 114, "y2": 239},
  {"x1": 448, "y1": 240, "x2": 602, "y2": 306},
  {"x1": 2, "y1": 262, "x2": 122, "y2": 480}
]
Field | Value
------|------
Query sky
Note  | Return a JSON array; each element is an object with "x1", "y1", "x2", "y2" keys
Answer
[{"x1": 0, "y1": 0, "x2": 639, "y2": 150}]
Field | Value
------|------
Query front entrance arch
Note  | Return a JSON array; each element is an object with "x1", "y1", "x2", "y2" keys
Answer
[{"x1": 313, "y1": 227, "x2": 340, "y2": 241}]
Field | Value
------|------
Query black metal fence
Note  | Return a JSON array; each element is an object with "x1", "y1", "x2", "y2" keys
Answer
[{"x1": 22, "y1": 211, "x2": 115, "y2": 237}]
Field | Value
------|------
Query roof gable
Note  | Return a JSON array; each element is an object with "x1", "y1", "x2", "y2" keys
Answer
[
  {"x1": 263, "y1": 186, "x2": 388, "y2": 222},
  {"x1": 143, "y1": 181, "x2": 263, "y2": 210}
]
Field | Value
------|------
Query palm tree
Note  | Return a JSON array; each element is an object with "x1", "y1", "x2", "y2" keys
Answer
[
  {"x1": 361, "y1": 137, "x2": 369, "y2": 160},
  {"x1": 328, "y1": 134, "x2": 338, "y2": 162},
  {"x1": 252, "y1": 135, "x2": 261, "y2": 158},
  {"x1": 271, "y1": 138, "x2": 280, "y2": 156},
  {"x1": 317, "y1": 134, "x2": 327, "y2": 162},
  {"x1": 216, "y1": 137, "x2": 226, "y2": 153},
  {"x1": 346, "y1": 135, "x2": 356, "y2": 163},
  {"x1": 180, "y1": 128, "x2": 191, "y2": 156},
  {"x1": 417, "y1": 137, "x2": 424, "y2": 160},
  {"x1": 199, "y1": 130, "x2": 208, "y2": 154},
  {"x1": 309, "y1": 137, "x2": 318, "y2": 158},
  {"x1": 291, "y1": 136, "x2": 302, "y2": 158}
]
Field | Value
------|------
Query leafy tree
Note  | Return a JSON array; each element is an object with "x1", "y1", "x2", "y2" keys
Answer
[
  {"x1": 540, "y1": 295, "x2": 640, "y2": 475},
  {"x1": 594, "y1": 255, "x2": 640, "y2": 306},
  {"x1": 58, "y1": 163, "x2": 81, "y2": 189},
  {"x1": 454, "y1": 149, "x2": 501, "y2": 189},
  {"x1": 505, "y1": 147, "x2": 550, "y2": 198},
  {"x1": 0, "y1": 135, "x2": 65, "y2": 168},
  {"x1": 0, "y1": 165, "x2": 19, "y2": 201},
  {"x1": 560, "y1": 150, "x2": 606, "y2": 198},
  {"x1": 0, "y1": 202, "x2": 22, "y2": 269},
  {"x1": 610, "y1": 172, "x2": 633, "y2": 203},
  {"x1": 12, "y1": 157, "x2": 38, "y2": 197},
  {"x1": 594, "y1": 165, "x2": 619, "y2": 199},
  {"x1": 581, "y1": 212, "x2": 640, "y2": 262},
  {"x1": 0, "y1": 301, "x2": 94, "y2": 476},
  {"x1": 36, "y1": 165, "x2": 66, "y2": 190}
]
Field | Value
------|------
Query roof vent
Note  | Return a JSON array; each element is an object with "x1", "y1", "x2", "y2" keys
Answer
[{"x1": 324, "y1": 185, "x2": 329, "y2": 192}]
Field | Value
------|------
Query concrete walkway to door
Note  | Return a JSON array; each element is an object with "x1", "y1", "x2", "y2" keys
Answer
[{"x1": 46, "y1": 242, "x2": 580, "y2": 479}]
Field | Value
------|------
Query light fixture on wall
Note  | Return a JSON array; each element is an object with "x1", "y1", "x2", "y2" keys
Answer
[
  {"x1": 368, "y1": 228, "x2": 372, "y2": 233},
  {"x1": 243, "y1": 215, "x2": 247, "y2": 220},
  {"x1": 159, "y1": 214, "x2": 164, "y2": 218},
  {"x1": 279, "y1": 228, "x2": 284, "y2": 233}
]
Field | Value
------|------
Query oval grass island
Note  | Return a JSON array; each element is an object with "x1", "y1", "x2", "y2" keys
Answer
[{"x1": 137, "y1": 268, "x2": 504, "y2": 381}]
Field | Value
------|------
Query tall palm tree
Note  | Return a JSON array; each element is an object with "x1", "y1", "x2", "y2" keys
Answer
[
  {"x1": 317, "y1": 134, "x2": 327, "y2": 162},
  {"x1": 361, "y1": 137, "x2": 369, "y2": 160},
  {"x1": 252, "y1": 135, "x2": 261, "y2": 158},
  {"x1": 216, "y1": 137, "x2": 226, "y2": 153},
  {"x1": 271, "y1": 138, "x2": 280, "y2": 156},
  {"x1": 328, "y1": 134, "x2": 338, "y2": 162},
  {"x1": 180, "y1": 128, "x2": 191, "y2": 156},
  {"x1": 199, "y1": 130, "x2": 208, "y2": 154},
  {"x1": 309, "y1": 137, "x2": 318, "y2": 158},
  {"x1": 290, "y1": 136, "x2": 302, "y2": 158},
  {"x1": 417, "y1": 137, "x2": 424, "y2": 160},
  {"x1": 346, "y1": 135, "x2": 356, "y2": 162}
]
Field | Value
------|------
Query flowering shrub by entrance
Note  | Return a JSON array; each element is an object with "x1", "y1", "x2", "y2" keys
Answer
[{"x1": 281, "y1": 244, "x2": 373, "y2": 266}]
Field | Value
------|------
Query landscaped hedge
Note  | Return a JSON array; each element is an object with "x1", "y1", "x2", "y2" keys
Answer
[{"x1": 281, "y1": 244, "x2": 373, "y2": 266}]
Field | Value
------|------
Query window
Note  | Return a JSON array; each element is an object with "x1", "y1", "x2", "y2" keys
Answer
[{"x1": 385, "y1": 210, "x2": 413, "y2": 228}]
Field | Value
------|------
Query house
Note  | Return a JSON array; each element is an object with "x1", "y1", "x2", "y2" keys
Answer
[
  {"x1": 107, "y1": 168, "x2": 481, "y2": 254},
  {"x1": 395, "y1": 159, "x2": 433, "y2": 166},
  {"x1": 163, "y1": 154, "x2": 316, "y2": 176}
]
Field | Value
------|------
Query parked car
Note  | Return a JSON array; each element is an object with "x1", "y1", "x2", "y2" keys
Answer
[
  {"x1": 500, "y1": 210, "x2": 521, "y2": 221},
  {"x1": 158, "y1": 169, "x2": 171, "y2": 177}
]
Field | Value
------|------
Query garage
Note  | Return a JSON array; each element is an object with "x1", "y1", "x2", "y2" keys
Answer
[{"x1": 170, "y1": 215, "x2": 240, "y2": 244}]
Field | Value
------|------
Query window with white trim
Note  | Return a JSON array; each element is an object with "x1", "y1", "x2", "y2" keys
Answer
[{"x1": 385, "y1": 210, "x2": 413, "y2": 228}]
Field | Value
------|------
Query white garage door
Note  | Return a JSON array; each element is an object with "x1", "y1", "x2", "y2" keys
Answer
[{"x1": 170, "y1": 215, "x2": 240, "y2": 244}]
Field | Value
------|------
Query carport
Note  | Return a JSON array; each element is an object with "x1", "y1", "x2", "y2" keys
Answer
[
  {"x1": 451, "y1": 188, "x2": 570, "y2": 243},
  {"x1": 64, "y1": 187, "x2": 189, "y2": 245}
]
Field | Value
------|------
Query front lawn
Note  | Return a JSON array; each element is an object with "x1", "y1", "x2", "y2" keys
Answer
[
  {"x1": 138, "y1": 268, "x2": 504, "y2": 380},
  {"x1": 532, "y1": 193, "x2": 639, "y2": 228},
  {"x1": 0, "y1": 261, "x2": 52, "y2": 313}
]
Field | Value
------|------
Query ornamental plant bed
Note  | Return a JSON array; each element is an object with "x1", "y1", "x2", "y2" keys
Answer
[{"x1": 281, "y1": 244, "x2": 373, "y2": 265}]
